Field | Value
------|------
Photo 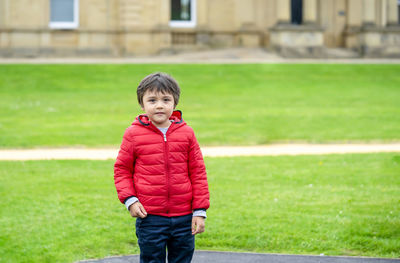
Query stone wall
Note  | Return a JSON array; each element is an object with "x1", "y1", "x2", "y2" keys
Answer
[{"x1": 0, "y1": 0, "x2": 399, "y2": 58}]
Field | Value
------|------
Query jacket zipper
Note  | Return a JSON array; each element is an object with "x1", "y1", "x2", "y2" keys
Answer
[{"x1": 163, "y1": 132, "x2": 170, "y2": 214}]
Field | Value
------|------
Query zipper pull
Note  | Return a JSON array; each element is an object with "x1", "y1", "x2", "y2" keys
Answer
[{"x1": 163, "y1": 133, "x2": 167, "y2": 141}]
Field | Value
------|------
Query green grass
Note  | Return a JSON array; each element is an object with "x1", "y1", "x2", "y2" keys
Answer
[
  {"x1": 1, "y1": 153, "x2": 399, "y2": 262},
  {"x1": 1, "y1": 64, "x2": 400, "y2": 148}
]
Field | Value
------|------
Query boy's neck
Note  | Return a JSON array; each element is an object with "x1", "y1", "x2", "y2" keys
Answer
[{"x1": 154, "y1": 120, "x2": 172, "y2": 129}]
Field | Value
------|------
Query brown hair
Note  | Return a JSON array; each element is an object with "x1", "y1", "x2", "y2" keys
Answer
[{"x1": 137, "y1": 72, "x2": 181, "y2": 108}]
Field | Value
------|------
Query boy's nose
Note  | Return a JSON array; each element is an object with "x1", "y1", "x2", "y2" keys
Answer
[{"x1": 155, "y1": 101, "x2": 164, "y2": 108}]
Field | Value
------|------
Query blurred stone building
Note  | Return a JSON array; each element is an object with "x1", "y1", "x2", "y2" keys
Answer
[{"x1": 0, "y1": 0, "x2": 399, "y2": 58}]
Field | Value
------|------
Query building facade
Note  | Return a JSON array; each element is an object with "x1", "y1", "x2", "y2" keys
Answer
[{"x1": 0, "y1": 0, "x2": 399, "y2": 58}]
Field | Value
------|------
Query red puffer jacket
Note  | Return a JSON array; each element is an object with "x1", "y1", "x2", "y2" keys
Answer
[{"x1": 114, "y1": 110, "x2": 210, "y2": 217}]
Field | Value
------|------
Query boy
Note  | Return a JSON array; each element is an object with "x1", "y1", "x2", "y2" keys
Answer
[{"x1": 114, "y1": 72, "x2": 210, "y2": 263}]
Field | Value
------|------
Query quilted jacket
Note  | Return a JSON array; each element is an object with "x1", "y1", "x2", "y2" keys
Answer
[{"x1": 114, "y1": 110, "x2": 210, "y2": 217}]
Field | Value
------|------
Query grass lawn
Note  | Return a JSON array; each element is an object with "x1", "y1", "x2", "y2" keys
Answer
[
  {"x1": 1, "y1": 153, "x2": 399, "y2": 262},
  {"x1": 1, "y1": 64, "x2": 400, "y2": 148}
]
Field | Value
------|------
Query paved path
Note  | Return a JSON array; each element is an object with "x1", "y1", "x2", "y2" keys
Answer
[
  {"x1": 1, "y1": 48, "x2": 400, "y2": 64},
  {"x1": 2, "y1": 57, "x2": 400, "y2": 64},
  {"x1": 79, "y1": 251, "x2": 400, "y2": 263},
  {"x1": 1, "y1": 144, "x2": 400, "y2": 160}
]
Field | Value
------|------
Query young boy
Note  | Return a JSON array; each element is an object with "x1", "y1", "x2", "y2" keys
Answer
[{"x1": 114, "y1": 72, "x2": 210, "y2": 263}]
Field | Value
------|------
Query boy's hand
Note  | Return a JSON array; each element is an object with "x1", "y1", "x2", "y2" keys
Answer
[
  {"x1": 192, "y1": 216, "x2": 205, "y2": 235},
  {"x1": 129, "y1": 202, "x2": 147, "y2": 218}
]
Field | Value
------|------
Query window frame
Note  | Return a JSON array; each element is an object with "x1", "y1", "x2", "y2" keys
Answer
[
  {"x1": 169, "y1": 0, "x2": 197, "y2": 28},
  {"x1": 49, "y1": 0, "x2": 79, "y2": 29}
]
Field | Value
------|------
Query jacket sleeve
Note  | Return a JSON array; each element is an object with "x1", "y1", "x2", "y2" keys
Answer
[
  {"x1": 188, "y1": 129, "x2": 210, "y2": 211},
  {"x1": 114, "y1": 127, "x2": 137, "y2": 204}
]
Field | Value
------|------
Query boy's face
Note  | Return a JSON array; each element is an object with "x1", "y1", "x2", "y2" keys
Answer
[{"x1": 141, "y1": 90, "x2": 175, "y2": 128}]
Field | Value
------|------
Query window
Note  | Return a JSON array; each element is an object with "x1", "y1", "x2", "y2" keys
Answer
[
  {"x1": 49, "y1": 0, "x2": 79, "y2": 29},
  {"x1": 398, "y1": 0, "x2": 400, "y2": 24},
  {"x1": 291, "y1": 0, "x2": 303, "y2": 25},
  {"x1": 169, "y1": 0, "x2": 196, "y2": 28}
]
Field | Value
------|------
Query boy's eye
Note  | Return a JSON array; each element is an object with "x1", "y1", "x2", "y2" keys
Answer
[
  {"x1": 164, "y1": 98, "x2": 171, "y2": 102},
  {"x1": 148, "y1": 99, "x2": 155, "y2": 102}
]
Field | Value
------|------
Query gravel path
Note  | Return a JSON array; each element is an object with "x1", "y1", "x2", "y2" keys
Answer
[
  {"x1": 1, "y1": 48, "x2": 400, "y2": 64},
  {"x1": 1, "y1": 143, "x2": 400, "y2": 160}
]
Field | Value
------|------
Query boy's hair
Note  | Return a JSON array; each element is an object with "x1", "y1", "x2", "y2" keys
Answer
[{"x1": 137, "y1": 72, "x2": 181, "y2": 108}]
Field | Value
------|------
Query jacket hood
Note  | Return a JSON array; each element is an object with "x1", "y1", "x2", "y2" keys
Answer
[{"x1": 133, "y1": 110, "x2": 185, "y2": 127}]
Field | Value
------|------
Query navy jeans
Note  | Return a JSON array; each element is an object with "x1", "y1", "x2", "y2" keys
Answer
[{"x1": 135, "y1": 214, "x2": 195, "y2": 263}]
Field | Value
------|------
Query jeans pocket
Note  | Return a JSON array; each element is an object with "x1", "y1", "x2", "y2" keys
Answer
[
  {"x1": 135, "y1": 217, "x2": 141, "y2": 240},
  {"x1": 136, "y1": 217, "x2": 142, "y2": 229}
]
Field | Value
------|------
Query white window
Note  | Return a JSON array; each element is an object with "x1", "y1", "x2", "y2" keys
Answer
[
  {"x1": 49, "y1": 0, "x2": 79, "y2": 29},
  {"x1": 169, "y1": 0, "x2": 196, "y2": 28}
]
